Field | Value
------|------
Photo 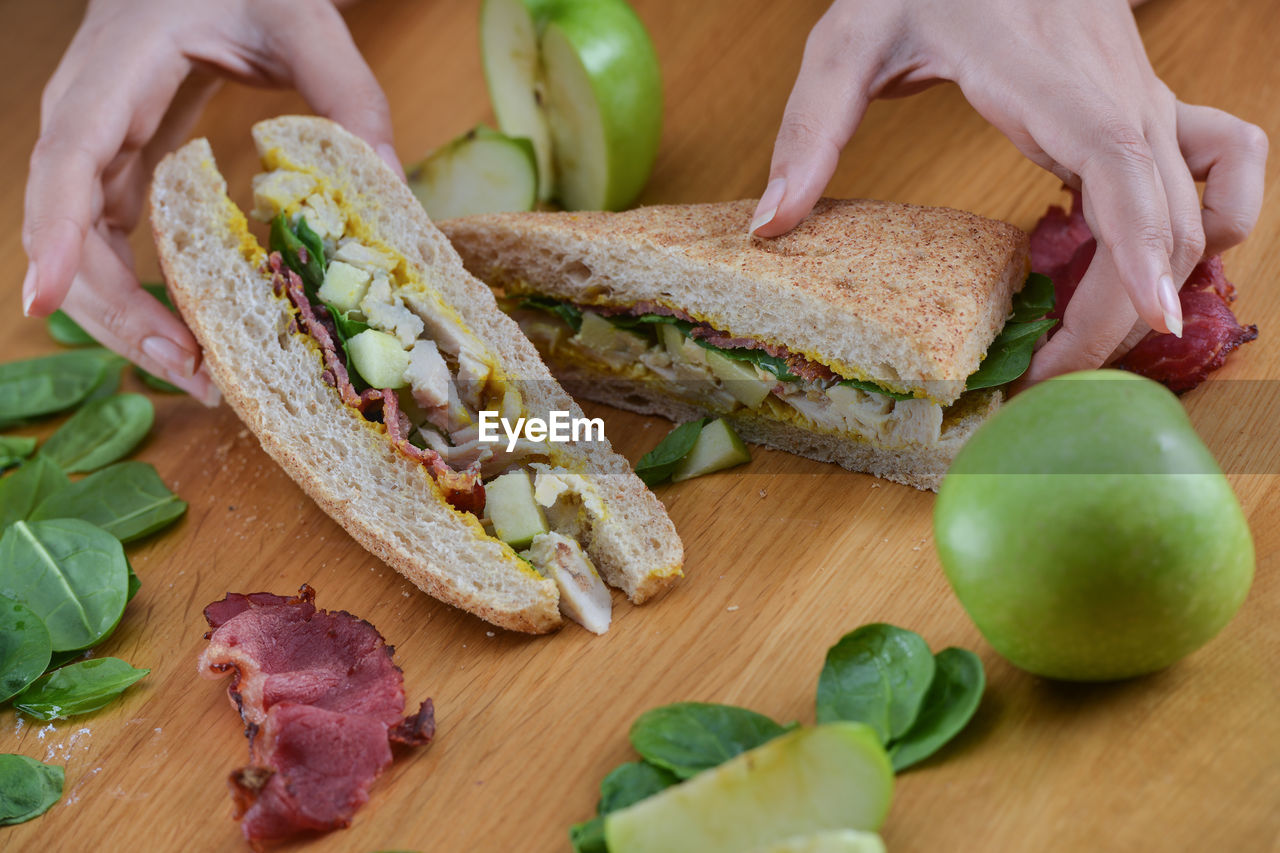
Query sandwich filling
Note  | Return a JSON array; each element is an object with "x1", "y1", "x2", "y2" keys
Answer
[
  {"x1": 249, "y1": 169, "x2": 614, "y2": 633},
  {"x1": 506, "y1": 284, "x2": 1052, "y2": 451}
]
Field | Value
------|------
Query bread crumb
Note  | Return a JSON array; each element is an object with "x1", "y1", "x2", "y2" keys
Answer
[
  {"x1": 726, "y1": 605, "x2": 739, "y2": 612},
  {"x1": 485, "y1": 631, "x2": 495, "y2": 638},
  {"x1": 758, "y1": 489, "x2": 767, "y2": 498}
]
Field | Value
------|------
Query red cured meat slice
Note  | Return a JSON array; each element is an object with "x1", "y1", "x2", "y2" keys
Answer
[
  {"x1": 1028, "y1": 191, "x2": 1256, "y2": 393},
  {"x1": 200, "y1": 586, "x2": 433, "y2": 847}
]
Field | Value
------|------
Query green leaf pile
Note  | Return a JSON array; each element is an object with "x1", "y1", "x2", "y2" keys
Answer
[
  {"x1": 568, "y1": 623, "x2": 986, "y2": 852},
  {"x1": 818, "y1": 624, "x2": 984, "y2": 771},
  {"x1": 0, "y1": 336, "x2": 190, "y2": 824},
  {"x1": 966, "y1": 273, "x2": 1058, "y2": 391}
]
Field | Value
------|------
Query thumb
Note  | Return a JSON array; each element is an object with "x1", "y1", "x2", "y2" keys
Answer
[
  {"x1": 272, "y1": 2, "x2": 405, "y2": 180},
  {"x1": 751, "y1": 27, "x2": 872, "y2": 236}
]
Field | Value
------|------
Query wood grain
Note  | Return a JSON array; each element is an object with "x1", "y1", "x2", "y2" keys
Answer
[{"x1": 1, "y1": 1, "x2": 1277, "y2": 851}]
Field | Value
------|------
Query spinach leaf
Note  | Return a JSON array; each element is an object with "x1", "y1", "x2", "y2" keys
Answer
[
  {"x1": 689, "y1": 339, "x2": 799, "y2": 382},
  {"x1": 141, "y1": 282, "x2": 175, "y2": 311},
  {"x1": 816, "y1": 623, "x2": 936, "y2": 743},
  {"x1": 1007, "y1": 273, "x2": 1055, "y2": 323},
  {"x1": 634, "y1": 419, "x2": 707, "y2": 486},
  {"x1": 966, "y1": 275, "x2": 1058, "y2": 391},
  {"x1": 569, "y1": 817, "x2": 607, "y2": 853},
  {"x1": 520, "y1": 296, "x2": 584, "y2": 332},
  {"x1": 0, "y1": 595, "x2": 52, "y2": 703},
  {"x1": 14, "y1": 657, "x2": 149, "y2": 720},
  {"x1": 598, "y1": 761, "x2": 679, "y2": 814},
  {"x1": 965, "y1": 318, "x2": 1057, "y2": 391},
  {"x1": 629, "y1": 702, "x2": 790, "y2": 779},
  {"x1": 889, "y1": 647, "x2": 985, "y2": 772},
  {"x1": 0, "y1": 436, "x2": 37, "y2": 471},
  {"x1": 0, "y1": 349, "x2": 125, "y2": 428},
  {"x1": 605, "y1": 312, "x2": 691, "y2": 335},
  {"x1": 30, "y1": 461, "x2": 187, "y2": 542},
  {"x1": 837, "y1": 378, "x2": 916, "y2": 401},
  {"x1": 569, "y1": 761, "x2": 675, "y2": 853},
  {"x1": 0, "y1": 754, "x2": 63, "y2": 825},
  {"x1": 126, "y1": 559, "x2": 141, "y2": 603},
  {"x1": 0, "y1": 456, "x2": 70, "y2": 529},
  {"x1": 0, "y1": 519, "x2": 128, "y2": 652},
  {"x1": 270, "y1": 214, "x2": 325, "y2": 298},
  {"x1": 43, "y1": 649, "x2": 87, "y2": 674},
  {"x1": 39, "y1": 394, "x2": 154, "y2": 473},
  {"x1": 46, "y1": 310, "x2": 96, "y2": 346},
  {"x1": 136, "y1": 369, "x2": 183, "y2": 393},
  {"x1": 326, "y1": 303, "x2": 371, "y2": 392}
]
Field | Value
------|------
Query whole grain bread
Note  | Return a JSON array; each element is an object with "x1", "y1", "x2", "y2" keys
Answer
[
  {"x1": 440, "y1": 200, "x2": 1030, "y2": 405},
  {"x1": 149, "y1": 117, "x2": 682, "y2": 633}
]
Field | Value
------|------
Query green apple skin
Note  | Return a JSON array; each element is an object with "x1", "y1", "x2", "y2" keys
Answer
[
  {"x1": 539, "y1": 0, "x2": 662, "y2": 211},
  {"x1": 481, "y1": 0, "x2": 663, "y2": 211},
  {"x1": 935, "y1": 370, "x2": 1254, "y2": 681},
  {"x1": 604, "y1": 722, "x2": 893, "y2": 853}
]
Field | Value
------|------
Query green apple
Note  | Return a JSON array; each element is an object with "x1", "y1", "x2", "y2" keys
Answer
[
  {"x1": 748, "y1": 829, "x2": 886, "y2": 853},
  {"x1": 480, "y1": 0, "x2": 663, "y2": 210},
  {"x1": 934, "y1": 370, "x2": 1254, "y2": 681},
  {"x1": 603, "y1": 722, "x2": 893, "y2": 853},
  {"x1": 406, "y1": 125, "x2": 538, "y2": 220}
]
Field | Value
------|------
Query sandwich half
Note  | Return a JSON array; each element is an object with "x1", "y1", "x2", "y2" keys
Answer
[
  {"x1": 440, "y1": 199, "x2": 1034, "y2": 491},
  {"x1": 150, "y1": 116, "x2": 682, "y2": 634}
]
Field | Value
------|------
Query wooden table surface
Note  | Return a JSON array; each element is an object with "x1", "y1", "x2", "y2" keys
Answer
[{"x1": 2, "y1": 1, "x2": 1278, "y2": 851}]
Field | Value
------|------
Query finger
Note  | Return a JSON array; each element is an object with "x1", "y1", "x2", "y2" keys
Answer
[
  {"x1": 268, "y1": 3, "x2": 404, "y2": 179},
  {"x1": 101, "y1": 71, "x2": 224, "y2": 233},
  {"x1": 23, "y1": 46, "x2": 189, "y2": 317},
  {"x1": 1177, "y1": 103, "x2": 1268, "y2": 257},
  {"x1": 1077, "y1": 129, "x2": 1177, "y2": 335},
  {"x1": 751, "y1": 12, "x2": 876, "y2": 236},
  {"x1": 61, "y1": 229, "x2": 219, "y2": 406},
  {"x1": 1149, "y1": 128, "x2": 1206, "y2": 319},
  {"x1": 1023, "y1": 244, "x2": 1140, "y2": 385}
]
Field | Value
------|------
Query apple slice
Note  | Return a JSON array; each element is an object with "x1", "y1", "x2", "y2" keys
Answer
[
  {"x1": 406, "y1": 126, "x2": 538, "y2": 221},
  {"x1": 748, "y1": 829, "x2": 887, "y2": 853},
  {"x1": 604, "y1": 723, "x2": 894, "y2": 853},
  {"x1": 480, "y1": 0, "x2": 662, "y2": 211}
]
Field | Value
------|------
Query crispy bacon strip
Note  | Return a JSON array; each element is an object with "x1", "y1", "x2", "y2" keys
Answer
[
  {"x1": 200, "y1": 586, "x2": 434, "y2": 848},
  {"x1": 1029, "y1": 191, "x2": 1257, "y2": 393},
  {"x1": 267, "y1": 253, "x2": 484, "y2": 510}
]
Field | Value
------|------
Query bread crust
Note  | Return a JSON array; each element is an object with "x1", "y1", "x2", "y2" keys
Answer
[
  {"x1": 441, "y1": 199, "x2": 1030, "y2": 405},
  {"x1": 149, "y1": 118, "x2": 682, "y2": 633}
]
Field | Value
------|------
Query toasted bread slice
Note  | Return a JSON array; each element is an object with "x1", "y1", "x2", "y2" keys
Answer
[
  {"x1": 441, "y1": 199, "x2": 1029, "y2": 405},
  {"x1": 150, "y1": 117, "x2": 682, "y2": 633}
]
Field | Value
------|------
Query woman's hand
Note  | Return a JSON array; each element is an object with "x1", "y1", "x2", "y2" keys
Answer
[
  {"x1": 22, "y1": 0, "x2": 403, "y2": 404},
  {"x1": 750, "y1": 0, "x2": 1267, "y2": 383}
]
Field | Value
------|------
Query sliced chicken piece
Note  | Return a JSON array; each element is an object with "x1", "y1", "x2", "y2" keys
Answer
[
  {"x1": 403, "y1": 341, "x2": 451, "y2": 409},
  {"x1": 521, "y1": 532, "x2": 611, "y2": 634},
  {"x1": 333, "y1": 238, "x2": 398, "y2": 273},
  {"x1": 361, "y1": 272, "x2": 425, "y2": 347}
]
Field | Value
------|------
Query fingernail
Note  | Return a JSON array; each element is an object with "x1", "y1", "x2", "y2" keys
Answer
[
  {"x1": 21, "y1": 263, "x2": 37, "y2": 316},
  {"x1": 1156, "y1": 274, "x2": 1183, "y2": 338},
  {"x1": 750, "y1": 178, "x2": 786, "y2": 234},
  {"x1": 377, "y1": 144, "x2": 407, "y2": 181},
  {"x1": 141, "y1": 336, "x2": 198, "y2": 378},
  {"x1": 197, "y1": 383, "x2": 222, "y2": 409}
]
